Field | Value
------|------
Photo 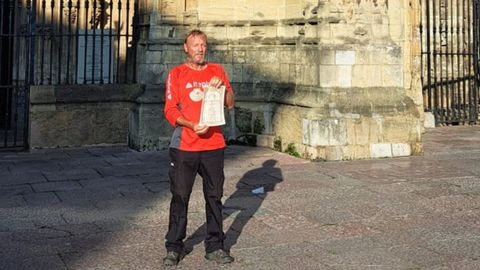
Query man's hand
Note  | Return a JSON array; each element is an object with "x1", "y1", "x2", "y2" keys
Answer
[
  {"x1": 193, "y1": 123, "x2": 209, "y2": 135},
  {"x1": 209, "y1": 76, "x2": 234, "y2": 110},
  {"x1": 176, "y1": 117, "x2": 209, "y2": 135},
  {"x1": 209, "y1": 76, "x2": 222, "y2": 88}
]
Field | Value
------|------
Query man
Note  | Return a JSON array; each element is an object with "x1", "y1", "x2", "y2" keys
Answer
[{"x1": 162, "y1": 29, "x2": 235, "y2": 266}]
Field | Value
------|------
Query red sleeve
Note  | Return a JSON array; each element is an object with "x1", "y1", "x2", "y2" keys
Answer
[
  {"x1": 219, "y1": 66, "x2": 233, "y2": 95},
  {"x1": 164, "y1": 70, "x2": 183, "y2": 127}
]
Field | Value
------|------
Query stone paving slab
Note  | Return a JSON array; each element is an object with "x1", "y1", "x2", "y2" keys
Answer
[
  {"x1": 0, "y1": 171, "x2": 47, "y2": 186},
  {"x1": 0, "y1": 126, "x2": 480, "y2": 269}
]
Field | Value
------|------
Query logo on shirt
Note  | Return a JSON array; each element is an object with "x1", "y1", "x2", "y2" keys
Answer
[
  {"x1": 167, "y1": 74, "x2": 172, "y2": 100},
  {"x1": 189, "y1": 88, "x2": 204, "y2": 102}
]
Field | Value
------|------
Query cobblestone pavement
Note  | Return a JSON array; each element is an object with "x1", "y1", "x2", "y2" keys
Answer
[{"x1": 1, "y1": 126, "x2": 479, "y2": 270}]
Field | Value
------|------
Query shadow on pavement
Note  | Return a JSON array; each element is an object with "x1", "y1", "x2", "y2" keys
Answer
[{"x1": 184, "y1": 159, "x2": 283, "y2": 254}]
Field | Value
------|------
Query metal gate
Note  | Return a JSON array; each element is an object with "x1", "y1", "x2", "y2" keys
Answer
[
  {"x1": 420, "y1": 0, "x2": 480, "y2": 125},
  {"x1": 0, "y1": 0, "x2": 139, "y2": 150}
]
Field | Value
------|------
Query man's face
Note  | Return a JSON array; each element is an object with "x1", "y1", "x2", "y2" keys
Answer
[{"x1": 184, "y1": 34, "x2": 207, "y2": 65}]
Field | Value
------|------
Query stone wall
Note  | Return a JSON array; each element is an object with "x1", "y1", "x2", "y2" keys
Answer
[
  {"x1": 30, "y1": 84, "x2": 143, "y2": 148},
  {"x1": 135, "y1": 0, "x2": 424, "y2": 160}
]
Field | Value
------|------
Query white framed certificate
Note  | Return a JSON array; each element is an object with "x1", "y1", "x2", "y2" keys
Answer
[{"x1": 199, "y1": 85, "x2": 226, "y2": 126}]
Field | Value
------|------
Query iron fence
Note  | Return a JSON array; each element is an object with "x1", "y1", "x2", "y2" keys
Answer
[
  {"x1": 420, "y1": 0, "x2": 480, "y2": 125},
  {"x1": 0, "y1": 0, "x2": 139, "y2": 149}
]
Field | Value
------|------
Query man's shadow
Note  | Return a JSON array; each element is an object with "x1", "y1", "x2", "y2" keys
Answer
[{"x1": 184, "y1": 159, "x2": 283, "y2": 253}]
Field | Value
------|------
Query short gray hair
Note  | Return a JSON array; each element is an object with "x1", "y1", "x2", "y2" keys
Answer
[{"x1": 184, "y1": 29, "x2": 207, "y2": 44}]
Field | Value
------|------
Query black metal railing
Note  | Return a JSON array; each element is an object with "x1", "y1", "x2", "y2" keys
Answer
[
  {"x1": 34, "y1": 0, "x2": 139, "y2": 85},
  {"x1": 420, "y1": 0, "x2": 480, "y2": 125},
  {"x1": 1, "y1": 0, "x2": 138, "y2": 86},
  {"x1": 0, "y1": 0, "x2": 139, "y2": 149}
]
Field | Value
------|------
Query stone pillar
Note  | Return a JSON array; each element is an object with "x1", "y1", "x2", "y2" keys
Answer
[
  {"x1": 130, "y1": 0, "x2": 188, "y2": 151},
  {"x1": 128, "y1": 85, "x2": 173, "y2": 151}
]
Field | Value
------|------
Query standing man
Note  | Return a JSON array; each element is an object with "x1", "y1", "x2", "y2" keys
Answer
[{"x1": 162, "y1": 29, "x2": 235, "y2": 266}]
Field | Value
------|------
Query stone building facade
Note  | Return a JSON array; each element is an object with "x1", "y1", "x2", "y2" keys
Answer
[{"x1": 130, "y1": 0, "x2": 424, "y2": 160}]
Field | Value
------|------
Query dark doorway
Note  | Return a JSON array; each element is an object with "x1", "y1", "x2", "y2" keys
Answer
[{"x1": 0, "y1": 0, "x2": 14, "y2": 129}]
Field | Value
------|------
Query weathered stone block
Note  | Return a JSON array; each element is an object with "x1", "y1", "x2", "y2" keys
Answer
[
  {"x1": 241, "y1": 64, "x2": 255, "y2": 83},
  {"x1": 245, "y1": 50, "x2": 260, "y2": 64},
  {"x1": 369, "y1": 115, "x2": 383, "y2": 143},
  {"x1": 337, "y1": 65, "x2": 352, "y2": 87},
  {"x1": 129, "y1": 104, "x2": 171, "y2": 151},
  {"x1": 235, "y1": 107, "x2": 253, "y2": 133},
  {"x1": 231, "y1": 64, "x2": 243, "y2": 83},
  {"x1": 249, "y1": 26, "x2": 278, "y2": 39},
  {"x1": 303, "y1": 119, "x2": 315, "y2": 145},
  {"x1": 303, "y1": 49, "x2": 320, "y2": 65},
  {"x1": 382, "y1": 46, "x2": 402, "y2": 65},
  {"x1": 258, "y1": 50, "x2": 280, "y2": 64},
  {"x1": 352, "y1": 65, "x2": 382, "y2": 87},
  {"x1": 252, "y1": 112, "x2": 266, "y2": 134},
  {"x1": 320, "y1": 50, "x2": 335, "y2": 65},
  {"x1": 272, "y1": 105, "x2": 304, "y2": 145},
  {"x1": 354, "y1": 144, "x2": 371, "y2": 159},
  {"x1": 227, "y1": 26, "x2": 249, "y2": 40},
  {"x1": 277, "y1": 24, "x2": 299, "y2": 39},
  {"x1": 331, "y1": 24, "x2": 355, "y2": 40},
  {"x1": 304, "y1": 24, "x2": 318, "y2": 39},
  {"x1": 424, "y1": 112, "x2": 435, "y2": 128},
  {"x1": 232, "y1": 50, "x2": 247, "y2": 63},
  {"x1": 345, "y1": 118, "x2": 358, "y2": 145},
  {"x1": 29, "y1": 86, "x2": 56, "y2": 103},
  {"x1": 303, "y1": 64, "x2": 319, "y2": 86},
  {"x1": 145, "y1": 51, "x2": 163, "y2": 64},
  {"x1": 30, "y1": 85, "x2": 143, "y2": 149},
  {"x1": 256, "y1": 134, "x2": 275, "y2": 148},
  {"x1": 293, "y1": 65, "x2": 303, "y2": 85},
  {"x1": 163, "y1": 50, "x2": 184, "y2": 64},
  {"x1": 262, "y1": 104, "x2": 274, "y2": 134},
  {"x1": 354, "y1": 118, "x2": 371, "y2": 145},
  {"x1": 148, "y1": 26, "x2": 167, "y2": 40},
  {"x1": 278, "y1": 49, "x2": 295, "y2": 64},
  {"x1": 355, "y1": 50, "x2": 372, "y2": 65},
  {"x1": 370, "y1": 143, "x2": 392, "y2": 158},
  {"x1": 371, "y1": 23, "x2": 390, "y2": 38},
  {"x1": 383, "y1": 117, "x2": 416, "y2": 142},
  {"x1": 303, "y1": 118, "x2": 347, "y2": 147},
  {"x1": 128, "y1": 86, "x2": 172, "y2": 151},
  {"x1": 255, "y1": 63, "x2": 281, "y2": 82},
  {"x1": 342, "y1": 144, "x2": 370, "y2": 160},
  {"x1": 392, "y1": 143, "x2": 411, "y2": 157},
  {"x1": 319, "y1": 65, "x2": 336, "y2": 87},
  {"x1": 209, "y1": 49, "x2": 233, "y2": 63},
  {"x1": 325, "y1": 146, "x2": 344, "y2": 161},
  {"x1": 329, "y1": 119, "x2": 347, "y2": 145},
  {"x1": 318, "y1": 24, "x2": 332, "y2": 39},
  {"x1": 389, "y1": 24, "x2": 404, "y2": 41},
  {"x1": 141, "y1": 64, "x2": 168, "y2": 85},
  {"x1": 31, "y1": 104, "x2": 56, "y2": 112},
  {"x1": 223, "y1": 63, "x2": 233, "y2": 80},
  {"x1": 280, "y1": 64, "x2": 291, "y2": 83},
  {"x1": 299, "y1": 145, "x2": 324, "y2": 160},
  {"x1": 285, "y1": 4, "x2": 303, "y2": 19},
  {"x1": 335, "y1": 50, "x2": 356, "y2": 65}
]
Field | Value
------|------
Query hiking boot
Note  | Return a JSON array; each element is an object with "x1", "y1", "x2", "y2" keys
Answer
[
  {"x1": 205, "y1": 249, "x2": 234, "y2": 264},
  {"x1": 163, "y1": 251, "x2": 180, "y2": 266}
]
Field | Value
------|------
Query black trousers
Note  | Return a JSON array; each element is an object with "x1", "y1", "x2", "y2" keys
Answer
[{"x1": 165, "y1": 148, "x2": 226, "y2": 253}]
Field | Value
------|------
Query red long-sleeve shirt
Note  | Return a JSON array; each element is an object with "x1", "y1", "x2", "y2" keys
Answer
[{"x1": 164, "y1": 63, "x2": 233, "y2": 151}]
